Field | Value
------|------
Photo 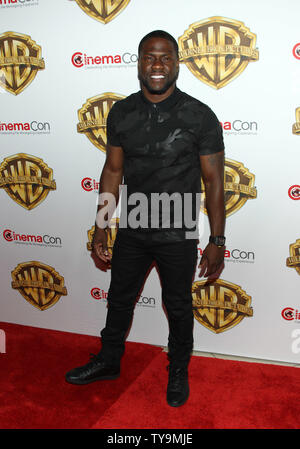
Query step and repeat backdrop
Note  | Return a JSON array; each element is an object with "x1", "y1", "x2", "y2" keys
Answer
[{"x1": 1, "y1": 0, "x2": 300, "y2": 363}]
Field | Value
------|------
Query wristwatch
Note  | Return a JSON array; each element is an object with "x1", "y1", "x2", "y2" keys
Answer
[{"x1": 209, "y1": 235, "x2": 226, "y2": 247}]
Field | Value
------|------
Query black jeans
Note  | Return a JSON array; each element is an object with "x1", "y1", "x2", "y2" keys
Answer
[{"x1": 99, "y1": 231, "x2": 198, "y2": 368}]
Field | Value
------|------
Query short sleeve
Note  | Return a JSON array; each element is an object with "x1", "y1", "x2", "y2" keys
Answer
[
  {"x1": 106, "y1": 104, "x2": 121, "y2": 147},
  {"x1": 198, "y1": 107, "x2": 224, "y2": 156}
]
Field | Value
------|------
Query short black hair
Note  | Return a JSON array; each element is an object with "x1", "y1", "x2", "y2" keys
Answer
[{"x1": 138, "y1": 30, "x2": 179, "y2": 58}]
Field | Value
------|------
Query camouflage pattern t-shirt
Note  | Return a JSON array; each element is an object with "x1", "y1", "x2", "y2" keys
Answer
[{"x1": 106, "y1": 87, "x2": 224, "y2": 242}]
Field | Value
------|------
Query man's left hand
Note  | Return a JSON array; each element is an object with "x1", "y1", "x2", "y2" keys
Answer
[{"x1": 198, "y1": 243, "x2": 225, "y2": 279}]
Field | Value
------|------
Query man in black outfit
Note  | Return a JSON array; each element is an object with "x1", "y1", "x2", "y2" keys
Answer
[{"x1": 66, "y1": 30, "x2": 225, "y2": 407}]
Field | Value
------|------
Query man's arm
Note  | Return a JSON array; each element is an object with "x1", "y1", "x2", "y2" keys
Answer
[
  {"x1": 198, "y1": 150, "x2": 225, "y2": 278},
  {"x1": 92, "y1": 144, "x2": 124, "y2": 263}
]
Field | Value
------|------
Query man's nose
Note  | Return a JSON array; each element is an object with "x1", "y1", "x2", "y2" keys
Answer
[{"x1": 152, "y1": 57, "x2": 164, "y2": 70}]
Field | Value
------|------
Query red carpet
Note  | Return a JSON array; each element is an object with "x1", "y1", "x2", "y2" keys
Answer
[
  {"x1": 0, "y1": 322, "x2": 161, "y2": 429},
  {"x1": 93, "y1": 352, "x2": 300, "y2": 429},
  {"x1": 1, "y1": 322, "x2": 300, "y2": 429}
]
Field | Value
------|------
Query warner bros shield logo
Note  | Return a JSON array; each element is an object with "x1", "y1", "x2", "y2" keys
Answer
[
  {"x1": 77, "y1": 93, "x2": 125, "y2": 152},
  {"x1": 292, "y1": 107, "x2": 300, "y2": 135},
  {"x1": 0, "y1": 153, "x2": 56, "y2": 210},
  {"x1": 178, "y1": 17, "x2": 259, "y2": 89},
  {"x1": 72, "y1": 0, "x2": 131, "y2": 24},
  {"x1": 0, "y1": 31, "x2": 45, "y2": 95},
  {"x1": 201, "y1": 158, "x2": 257, "y2": 217},
  {"x1": 87, "y1": 218, "x2": 119, "y2": 255},
  {"x1": 286, "y1": 239, "x2": 300, "y2": 275},
  {"x1": 192, "y1": 279, "x2": 253, "y2": 333},
  {"x1": 11, "y1": 261, "x2": 68, "y2": 311}
]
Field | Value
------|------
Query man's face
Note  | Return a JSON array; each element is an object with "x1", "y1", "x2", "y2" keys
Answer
[{"x1": 138, "y1": 37, "x2": 179, "y2": 97}]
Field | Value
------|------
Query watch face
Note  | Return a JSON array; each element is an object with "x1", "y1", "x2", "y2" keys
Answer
[{"x1": 210, "y1": 236, "x2": 226, "y2": 246}]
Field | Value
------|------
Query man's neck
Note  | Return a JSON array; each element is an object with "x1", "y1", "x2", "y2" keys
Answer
[{"x1": 141, "y1": 84, "x2": 176, "y2": 104}]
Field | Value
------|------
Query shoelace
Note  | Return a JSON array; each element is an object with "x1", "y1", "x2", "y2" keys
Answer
[
  {"x1": 84, "y1": 353, "x2": 104, "y2": 370},
  {"x1": 77, "y1": 353, "x2": 104, "y2": 376}
]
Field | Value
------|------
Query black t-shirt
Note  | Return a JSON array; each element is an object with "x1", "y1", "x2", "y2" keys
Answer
[{"x1": 106, "y1": 87, "x2": 224, "y2": 242}]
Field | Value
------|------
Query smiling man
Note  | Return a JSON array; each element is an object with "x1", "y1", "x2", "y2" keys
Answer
[
  {"x1": 138, "y1": 34, "x2": 179, "y2": 97},
  {"x1": 66, "y1": 30, "x2": 225, "y2": 408}
]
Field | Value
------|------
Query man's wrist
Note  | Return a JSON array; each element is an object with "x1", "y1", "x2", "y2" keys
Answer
[{"x1": 209, "y1": 235, "x2": 226, "y2": 247}]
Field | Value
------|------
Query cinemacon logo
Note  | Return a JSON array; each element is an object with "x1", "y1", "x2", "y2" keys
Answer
[
  {"x1": 81, "y1": 177, "x2": 99, "y2": 192},
  {"x1": 288, "y1": 185, "x2": 300, "y2": 200},
  {"x1": 71, "y1": 52, "x2": 138, "y2": 68},
  {"x1": 0, "y1": 0, "x2": 38, "y2": 5},
  {"x1": 220, "y1": 120, "x2": 258, "y2": 133},
  {"x1": 198, "y1": 247, "x2": 254, "y2": 262},
  {"x1": 0, "y1": 121, "x2": 50, "y2": 133},
  {"x1": 293, "y1": 43, "x2": 300, "y2": 60},
  {"x1": 91, "y1": 288, "x2": 156, "y2": 307},
  {"x1": 91, "y1": 288, "x2": 107, "y2": 300},
  {"x1": 3, "y1": 229, "x2": 61, "y2": 246},
  {"x1": 282, "y1": 307, "x2": 300, "y2": 321}
]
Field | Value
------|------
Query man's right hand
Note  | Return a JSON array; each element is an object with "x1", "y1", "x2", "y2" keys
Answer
[{"x1": 91, "y1": 226, "x2": 112, "y2": 263}]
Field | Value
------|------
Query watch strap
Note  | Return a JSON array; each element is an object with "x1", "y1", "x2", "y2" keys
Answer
[{"x1": 209, "y1": 235, "x2": 226, "y2": 247}]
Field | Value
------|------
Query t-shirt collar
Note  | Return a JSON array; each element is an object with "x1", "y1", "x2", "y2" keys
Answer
[{"x1": 139, "y1": 86, "x2": 181, "y2": 110}]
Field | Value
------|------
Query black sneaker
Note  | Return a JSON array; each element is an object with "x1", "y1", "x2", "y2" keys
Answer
[
  {"x1": 65, "y1": 353, "x2": 120, "y2": 385},
  {"x1": 166, "y1": 365, "x2": 189, "y2": 407}
]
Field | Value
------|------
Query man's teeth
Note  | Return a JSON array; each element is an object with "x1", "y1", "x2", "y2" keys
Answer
[{"x1": 151, "y1": 75, "x2": 164, "y2": 79}]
